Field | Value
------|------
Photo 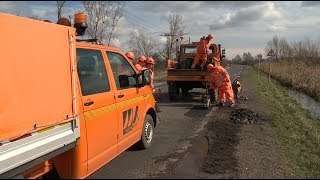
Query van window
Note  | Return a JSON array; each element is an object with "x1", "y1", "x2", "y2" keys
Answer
[
  {"x1": 106, "y1": 52, "x2": 137, "y2": 89},
  {"x1": 76, "y1": 48, "x2": 110, "y2": 96}
]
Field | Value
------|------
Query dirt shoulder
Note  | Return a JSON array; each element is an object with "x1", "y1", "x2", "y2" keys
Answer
[{"x1": 200, "y1": 65, "x2": 287, "y2": 178}]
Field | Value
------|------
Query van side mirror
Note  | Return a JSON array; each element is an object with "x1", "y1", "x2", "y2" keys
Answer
[
  {"x1": 222, "y1": 49, "x2": 226, "y2": 58},
  {"x1": 119, "y1": 74, "x2": 129, "y2": 88},
  {"x1": 141, "y1": 69, "x2": 151, "y2": 85}
]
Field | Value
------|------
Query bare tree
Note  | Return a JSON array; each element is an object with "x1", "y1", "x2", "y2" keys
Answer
[
  {"x1": 265, "y1": 35, "x2": 279, "y2": 59},
  {"x1": 56, "y1": 1, "x2": 66, "y2": 20},
  {"x1": 28, "y1": 15, "x2": 41, "y2": 21},
  {"x1": 82, "y1": 1, "x2": 125, "y2": 45},
  {"x1": 105, "y1": 1, "x2": 125, "y2": 46},
  {"x1": 159, "y1": 14, "x2": 184, "y2": 60},
  {"x1": 14, "y1": 10, "x2": 24, "y2": 17},
  {"x1": 265, "y1": 35, "x2": 320, "y2": 65},
  {"x1": 232, "y1": 54, "x2": 242, "y2": 64},
  {"x1": 278, "y1": 37, "x2": 291, "y2": 60},
  {"x1": 129, "y1": 30, "x2": 157, "y2": 58}
]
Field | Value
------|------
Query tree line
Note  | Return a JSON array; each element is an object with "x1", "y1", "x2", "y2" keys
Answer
[
  {"x1": 232, "y1": 35, "x2": 320, "y2": 66},
  {"x1": 265, "y1": 35, "x2": 320, "y2": 66},
  {"x1": 232, "y1": 52, "x2": 258, "y2": 65}
]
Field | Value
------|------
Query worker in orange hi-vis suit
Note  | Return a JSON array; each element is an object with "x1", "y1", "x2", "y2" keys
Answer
[
  {"x1": 145, "y1": 57, "x2": 155, "y2": 92},
  {"x1": 207, "y1": 64, "x2": 235, "y2": 107},
  {"x1": 135, "y1": 55, "x2": 147, "y2": 73},
  {"x1": 145, "y1": 57, "x2": 162, "y2": 112},
  {"x1": 126, "y1": 51, "x2": 135, "y2": 62},
  {"x1": 191, "y1": 34, "x2": 214, "y2": 70},
  {"x1": 212, "y1": 44, "x2": 221, "y2": 67}
]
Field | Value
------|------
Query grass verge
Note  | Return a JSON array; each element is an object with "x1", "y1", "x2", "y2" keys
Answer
[{"x1": 246, "y1": 66, "x2": 320, "y2": 178}]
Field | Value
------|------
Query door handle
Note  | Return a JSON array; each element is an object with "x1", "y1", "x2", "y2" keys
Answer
[
  {"x1": 118, "y1": 94, "x2": 125, "y2": 98},
  {"x1": 84, "y1": 101, "x2": 94, "y2": 106}
]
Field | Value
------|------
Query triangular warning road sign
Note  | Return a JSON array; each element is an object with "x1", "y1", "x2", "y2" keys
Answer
[{"x1": 267, "y1": 49, "x2": 275, "y2": 56}]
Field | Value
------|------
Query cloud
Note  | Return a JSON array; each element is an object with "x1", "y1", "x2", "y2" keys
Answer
[
  {"x1": 159, "y1": 36, "x2": 167, "y2": 44},
  {"x1": 0, "y1": 1, "x2": 31, "y2": 16},
  {"x1": 2, "y1": 1, "x2": 320, "y2": 61},
  {"x1": 0, "y1": 1, "x2": 14, "y2": 11},
  {"x1": 203, "y1": 1, "x2": 264, "y2": 9},
  {"x1": 31, "y1": 9, "x2": 53, "y2": 18},
  {"x1": 210, "y1": 2, "x2": 282, "y2": 30},
  {"x1": 265, "y1": 25, "x2": 286, "y2": 32},
  {"x1": 301, "y1": 1, "x2": 320, "y2": 7},
  {"x1": 130, "y1": 1, "x2": 201, "y2": 13},
  {"x1": 109, "y1": 38, "x2": 121, "y2": 48}
]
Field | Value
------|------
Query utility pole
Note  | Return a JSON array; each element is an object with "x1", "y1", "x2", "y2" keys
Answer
[
  {"x1": 257, "y1": 54, "x2": 262, "y2": 80},
  {"x1": 160, "y1": 33, "x2": 178, "y2": 60}
]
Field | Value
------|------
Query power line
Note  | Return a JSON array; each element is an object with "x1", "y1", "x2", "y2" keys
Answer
[
  {"x1": 127, "y1": 12, "x2": 163, "y2": 33},
  {"x1": 123, "y1": 13, "x2": 168, "y2": 38},
  {"x1": 123, "y1": 14, "x2": 156, "y2": 33},
  {"x1": 124, "y1": 10, "x2": 166, "y2": 32}
]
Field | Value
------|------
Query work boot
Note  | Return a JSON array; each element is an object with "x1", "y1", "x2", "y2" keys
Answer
[
  {"x1": 218, "y1": 102, "x2": 224, "y2": 107},
  {"x1": 200, "y1": 65, "x2": 205, "y2": 71}
]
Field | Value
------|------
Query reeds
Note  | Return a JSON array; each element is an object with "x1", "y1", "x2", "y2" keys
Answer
[{"x1": 254, "y1": 60, "x2": 320, "y2": 102}]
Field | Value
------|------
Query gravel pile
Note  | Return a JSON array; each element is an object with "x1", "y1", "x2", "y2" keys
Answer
[{"x1": 230, "y1": 108, "x2": 263, "y2": 124}]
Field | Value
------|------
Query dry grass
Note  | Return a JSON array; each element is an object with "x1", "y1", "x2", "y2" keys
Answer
[{"x1": 254, "y1": 61, "x2": 320, "y2": 101}]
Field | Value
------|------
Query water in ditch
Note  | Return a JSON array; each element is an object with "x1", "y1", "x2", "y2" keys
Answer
[{"x1": 287, "y1": 88, "x2": 320, "y2": 121}]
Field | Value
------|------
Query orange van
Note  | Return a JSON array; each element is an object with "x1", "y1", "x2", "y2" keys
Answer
[{"x1": 0, "y1": 13, "x2": 158, "y2": 179}]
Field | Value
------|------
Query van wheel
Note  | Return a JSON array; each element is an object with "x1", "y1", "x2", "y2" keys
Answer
[{"x1": 138, "y1": 114, "x2": 154, "y2": 149}]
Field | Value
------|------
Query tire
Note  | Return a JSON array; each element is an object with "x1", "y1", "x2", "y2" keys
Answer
[
  {"x1": 208, "y1": 89, "x2": 215, "y2": 102},
  {"x1": 138, "y1": 114, "x2": 154, "y2": 149},
  {"x1": 168, "y1": 82, "x2": 178, "y2": 101},
  {"x1": 181, "y1": 88, "x2": 189, "y2": 97}
]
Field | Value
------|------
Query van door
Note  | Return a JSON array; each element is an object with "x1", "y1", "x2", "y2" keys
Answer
[
  {"x1": 76, "y1": 48, "x2": 117, "y2": 172},
  {"x1": 106, "y1": 51, "x2": 146, "y2": 153}
]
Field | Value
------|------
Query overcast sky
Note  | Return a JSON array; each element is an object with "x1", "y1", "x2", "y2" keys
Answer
[{"x1": 1, "y1": 1, "x2": 320, "y2": 59}]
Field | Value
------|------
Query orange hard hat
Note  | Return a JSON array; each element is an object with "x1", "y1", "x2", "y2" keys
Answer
[
  {"x1": 57, "y1": 18, "x2": 71, "y2": 26},
  {"x1": 208, "y1": 34, "x2": 214, "y2": 40},
  {"x1": 207, "y1": 64, "x2": 215, "y2": 71},
  {"x1": 146, "y1": 57, "x2": 155, "y2": 64},
  {"x1": 126, "y1": 51, "x2": 135, "y2": 61},
  {"x1": 139, "y1": 55, "x2": 146, "y2": 62}
]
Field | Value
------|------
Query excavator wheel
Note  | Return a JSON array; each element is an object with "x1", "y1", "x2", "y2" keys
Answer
[
  {"x1": 168, "y1": 82, "x2": 179, "y2": 101},
  {"x1": 181, "y1": 88, "x2": 189, "y2": 97},
  {"x1": 208, "y1": 89, "x2": 215, "y2": 103}
]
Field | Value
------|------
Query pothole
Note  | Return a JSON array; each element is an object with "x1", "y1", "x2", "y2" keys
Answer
[{"x1": 230, "y1": 108, "x2": 265, "y2": 124}]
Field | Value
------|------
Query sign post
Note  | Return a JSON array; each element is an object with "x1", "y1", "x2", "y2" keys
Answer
[
  {"x1": 266, "y1": 49, "x2": 275, "y2": 83},
  {"x1": 257, "y1": 54, "x2": 262, "y2": 79}
]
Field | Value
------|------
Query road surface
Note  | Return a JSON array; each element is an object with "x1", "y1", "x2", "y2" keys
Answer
[{"x1": 87, "y1": 65, "x2": 244, "y2": 179}]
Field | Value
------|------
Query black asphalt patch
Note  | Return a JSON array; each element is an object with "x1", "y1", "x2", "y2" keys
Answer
[{"x1": 230, "y1": 108, "x2": 265, "y2": 124}]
